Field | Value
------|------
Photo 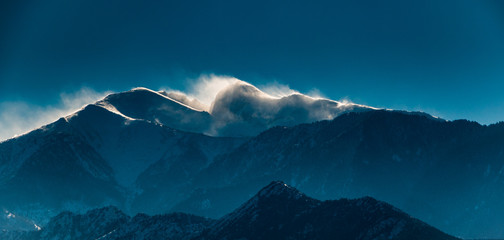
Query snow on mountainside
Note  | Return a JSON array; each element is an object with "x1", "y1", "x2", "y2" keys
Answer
[
  {"x1": 0, "y1": 80, "x2": 380, "y2": 220},
  {"x1": 207, "y1": 81, "x2": 374, "y2": 136},
  {"x1": 1, "y1": 182, "x2": 458, "y2": 240},
  {"x1": 0, "y1": 209, "x2": 40, "y2": 232},
  {"x1": 91, "y1": 81, "x2": 378, "y2": 137},
  {"x1": 0, "y1": 95, "x2": 246, "y2": 228},
  {"x1": 99, "y1": 87, "x2": 213, "y2": 134},
  {"x1": 8, "y1": 80, "x2": 500, "y2": 237},
  {"x1": 0, "y1": 79, "x2": 381, "y2": 143}
]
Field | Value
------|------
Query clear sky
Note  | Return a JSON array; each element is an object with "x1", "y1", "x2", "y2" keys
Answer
[{"x1": 1, "y1": 0, "x2": 504, "y2": 136}]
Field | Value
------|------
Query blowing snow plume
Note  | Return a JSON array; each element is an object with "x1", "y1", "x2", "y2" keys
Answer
[
  {"x1": 0, "y1": 88, "x2": 110, "y2": 142},
  {"x1": 157, "y1": 75, "x2": 375, "y2": 136},
  {"x1": 0, "y1": 75, "x2": 375, "y2": 140}
]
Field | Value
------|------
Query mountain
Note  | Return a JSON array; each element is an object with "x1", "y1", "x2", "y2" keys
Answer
[
  {"x1": 205, "y1": 81, "x2": 372, "y2": 136},
  {"x1": 198, "y1": 181, "x2": 458, "y2": 240},
  {"x1": 0, "y1": 84, "x2": 365, "y2": 225},
  {"x1": 100, "y1": 212, "x2": 213, "y2": 240},
  {"x1": 1, "y1": 182, "x2": 458, "y2": 240},
  {"x1": 180, "y1": 110, "x2": 504, "y2": 238},
  {"x1": 97, "y1": 83, "x2": 373, "y2": 137},
  {"x1": 100, "y1": 87, "x2": 213, "y2": 134},
  {"x1": 0, "y1": 89, "x2": 246, "y2": 225},
  {"x1": 38, "y1": 206, "x2": 129, "y2": 240},
  {"x1": 1, "y1": 84, "x2": 504, "y2": 238}
]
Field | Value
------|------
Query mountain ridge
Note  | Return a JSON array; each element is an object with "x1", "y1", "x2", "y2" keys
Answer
[
  {"x1": 0, "y1": 182, "x2": 459, "y2": 240},
  {"x1": 1, "y1": 85, "x2": 503, "y2": 238}
]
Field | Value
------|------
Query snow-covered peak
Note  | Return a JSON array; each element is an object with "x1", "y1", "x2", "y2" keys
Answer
[
  {"x1": 11, "y1": 76, "x2": 451, "y2": 140},
  {"x1": 79, "y1": 81, "x2": 444, "y2": 138},
  {"x1": 200, "y1": 80, "x2": 375, "y2": 136},
  {"x1": 95, "y1": 87, "x2": 213, "y2": 133},
  {"x1": 59, "y1": 81, "x2": 376, "y2": 137},
  {"x1": 209, "y1": 80, "x2": 365, "y2": 117},
  {"x1": 6, "y1": 79, "x2": 443, "y2": 141},
  {"x1": 211, "y1": 81, "x2": 273, "y2": 108},
  {"x1": 101, "y1": 87, "x2": 207, "y2": 115},
  {"x1": 159, "y1": 91, "x2": 208, "y2": 112}
]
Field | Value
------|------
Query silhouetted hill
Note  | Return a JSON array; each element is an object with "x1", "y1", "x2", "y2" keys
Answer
[{"x1": 1, "y1": 182, "x2": 458, "y2": 240}]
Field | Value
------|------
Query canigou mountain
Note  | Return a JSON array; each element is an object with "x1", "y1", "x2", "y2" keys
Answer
[
  {"x1": 3, "y1": 1, "x2": 504, "y2": 239},
  {"x1": 0, "y1": 83, "x2": 503, "y2": 238}
]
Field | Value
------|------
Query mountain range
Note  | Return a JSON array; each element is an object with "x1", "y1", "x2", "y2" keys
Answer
[
  {"x1": 1, "y1": 81, "x2": 503, "y2": 238},
  {"x1": 0, "y1": 181, "x2": 458, "y2": 240}
]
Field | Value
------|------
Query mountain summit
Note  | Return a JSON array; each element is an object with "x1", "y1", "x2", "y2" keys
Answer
[
  {"x1": 88, "y1": 82, "x2": 377, "y2": 137},
  {"x1": 206, "y1": 81, "x2": 374, "y2": 136},
  {"x1": 3, "y1": 82, "x2": 503, "y2": 238}
]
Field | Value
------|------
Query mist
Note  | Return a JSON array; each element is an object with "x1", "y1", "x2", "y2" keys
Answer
[{"x1": 0, "y1": 88, "x2": 110, "y2": 142}]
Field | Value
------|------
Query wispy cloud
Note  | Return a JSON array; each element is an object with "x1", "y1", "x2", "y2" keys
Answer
[
  {"x1": 0, "y1": 87, "x2": 110, "y2": 141},
  {"x1": 306, "y1": 88, "x2": 326, "y2": 99},
  {"x1": 161, "y1": 74, "x2": 240, "y2": 111},
  {"x1": 0, "y1": 74, "x2": 371, "y2": 140},
  {"x1": 186, "y1": 74, "x2": 239, "y2": 106},
  {"x1": 166, "y1": 75, "x2": 321, "y2": 105},
  {"x1": 259, "y1": 81, "x2": 299, "y2": 98}
]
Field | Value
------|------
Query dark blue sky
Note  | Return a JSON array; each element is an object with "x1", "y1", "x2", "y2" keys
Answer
[{"x1": 1, "y1": 0, "x2": 504, "y2": 125}]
